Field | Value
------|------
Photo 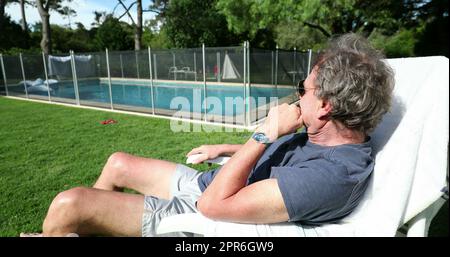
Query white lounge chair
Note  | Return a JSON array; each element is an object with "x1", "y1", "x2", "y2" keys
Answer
[
  {"x1": 157, "y1": 56, "x2": 449, "y2": 237},
  {"x1": 168, "y1": 66, "x2": 182, "y2": 80}
]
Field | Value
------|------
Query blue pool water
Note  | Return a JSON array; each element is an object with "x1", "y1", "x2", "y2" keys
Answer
[{"x1": 27, "y1": 80, "x2": 294, "y2": 116}]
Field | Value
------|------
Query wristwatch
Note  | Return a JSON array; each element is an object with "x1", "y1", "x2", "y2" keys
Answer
[{"x1": 251, "y1": 132, "x2": 272, "y2": 145}]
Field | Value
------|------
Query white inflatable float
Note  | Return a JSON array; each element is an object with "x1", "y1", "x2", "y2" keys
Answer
[{"x1": 21, "y1": 78, "x2": 58, "y2": 93}]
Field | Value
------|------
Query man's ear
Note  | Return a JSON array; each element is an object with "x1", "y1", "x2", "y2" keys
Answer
[{"x1": 317, "y1": 99, "x2": 332, "y2": 120}]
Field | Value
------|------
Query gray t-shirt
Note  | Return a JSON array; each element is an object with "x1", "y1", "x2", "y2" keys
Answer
[{"x1": 197, "y1": 132, "x2": 374, "y2": 226}]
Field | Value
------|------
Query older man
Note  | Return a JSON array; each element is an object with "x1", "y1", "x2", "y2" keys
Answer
[{"x1": 34, "y1": 33, "x2": 394, "y2": 237}]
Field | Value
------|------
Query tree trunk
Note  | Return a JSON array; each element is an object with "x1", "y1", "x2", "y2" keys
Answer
[
  {"x1": 36, "y1": 0, "x2": 51, "y2": 54},
  {"x1": 41, "y1": 13, "x2": 51, "y2": 54},
  {"x1": 0, "y1": 0, "x2": 6, "y2": 33},
  {"x1": 135, "y1": 0, "x2": 142, "y2": 50},
  {"x1": 19, "y1": 0, "x2": 27, "y2": 31}
]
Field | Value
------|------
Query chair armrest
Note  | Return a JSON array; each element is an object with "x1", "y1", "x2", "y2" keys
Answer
[
  {"x1": 186, "y1": 154, "x2": 231, "y2": 166},
  {"x1": 156, "y1": 213, "x2": 210, "y2": 235},
  {"x1": 205, "y1": 156, "x2": 231, "y2": 165}
]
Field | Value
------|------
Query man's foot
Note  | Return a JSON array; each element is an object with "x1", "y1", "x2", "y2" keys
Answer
[
  {"x1": 20, "y1": 232, "x2": 43, "y2": 237},
  {"x1": 20, "y1": 232, "x2": 79, "y2": 237},
  {"x1": 65, "y1": 233, "x2": 79, "y2": 237}
]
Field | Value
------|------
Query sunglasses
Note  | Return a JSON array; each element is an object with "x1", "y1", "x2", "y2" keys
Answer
[{"x1": 296, "y1": 79, "x2": 316, "y2": 97}]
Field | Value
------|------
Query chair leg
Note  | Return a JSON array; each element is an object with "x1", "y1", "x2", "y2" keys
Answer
[{"x1": 406, "y1": 197, "x2": 446, "y2": 237}]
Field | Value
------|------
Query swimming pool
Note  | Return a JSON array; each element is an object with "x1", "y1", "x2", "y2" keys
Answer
[{"x1": 22, "y1": 79, "x2": 295, "y2": 119}]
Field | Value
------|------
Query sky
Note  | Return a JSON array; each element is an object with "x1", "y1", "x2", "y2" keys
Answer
[{"x1": 5, "y1": 0, "x2": 156, "y2": 30}]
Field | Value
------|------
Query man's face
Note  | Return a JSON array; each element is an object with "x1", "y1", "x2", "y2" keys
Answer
[{"x1": 298, "y1": 68, "x2": 319, "y2": 128}]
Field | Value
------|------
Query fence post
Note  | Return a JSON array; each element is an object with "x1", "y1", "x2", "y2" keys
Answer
[
  {"x1": 293, "y1": 47, "x2": 297, "y2": 85},
  {"x1": 19, "y1": 53, "x2": 28, "y2": 98},
  {"x1": 243, "y1": 41, "x2": 247, "y2": 126},
  {"x1": 307, "y1": 49, "x2": 312, "y2": 74},
  {"x1": 120, "y1": 53, "x2": 124, "y2": 78},
  {"x1": 172, "y1": 51, "x2": 176, "y2": 80},
  {"x1": 202, "y1": 43, "x2": 207, "y2": 122},
  {"x1": 105, "y1": 48, "x2": 114, "y2": 110},
  {"x1": 246, "y1": 41, "x2": 251, "y2": 126},
  {"x1": 148, "y1": 46, "x2": 155, "y2": 115},
  {"x1": 70, "y1": 50, "x2": 80, "y2": 105},
  {"x1": 135, "y1": 50, "x2": 140, "y2": 79},
  {"x1": 271, "y1": 51, "x2": 274, "y2": 85},
  {"x1": 41, "y1": 51, "x2": 51, "y2": 102},
  {"x1": 216, "y1": 51, "x2": 220, "y2": 82},
  {"x1": 0, "y1": 54, "x2": 9, "y2": 96},
  {"x1": 153, "y1": 53, "x2": 158, "y2": 80},
  {"x1": 275, "y1": 45, "x2": 279, "y2": 100},
  {"x1": 193, "y1": 51, "x2": 197, "y2": 81}
]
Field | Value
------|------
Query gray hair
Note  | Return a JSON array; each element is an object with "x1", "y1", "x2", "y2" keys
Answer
[{"x1": 313, "y1": 33, "x2": 395, "y2": 134}]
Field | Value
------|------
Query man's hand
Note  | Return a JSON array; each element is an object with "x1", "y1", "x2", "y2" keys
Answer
[
  {"x1": 186, "y1": 145, "x2": 222, "y2": 164},
  {"x1": 257, "y1": 103, "x2": 303, "y2": 142}
]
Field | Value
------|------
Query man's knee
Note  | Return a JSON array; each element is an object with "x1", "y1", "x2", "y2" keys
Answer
[
  {"x1": 43, "y1": 187, "x2": 88, "y2": 233},
  {"x1": 107, "y1": 152, "x2": 129, "y2": 171},
  {"x1": 104, "y1": 152, "x2": 133, "y2": 187},
  {"x1": 54, "y1": 186, "x2": 87, "y2": 206}
]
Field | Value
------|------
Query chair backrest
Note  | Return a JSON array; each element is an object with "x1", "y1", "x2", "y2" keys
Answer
[{"x1": 321, "y1": 56, "x2": 449, "y2": 236}]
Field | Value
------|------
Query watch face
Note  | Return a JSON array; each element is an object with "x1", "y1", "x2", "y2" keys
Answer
[{"x1": 253, "y1": 132, "x2": 268, "y2": 143}]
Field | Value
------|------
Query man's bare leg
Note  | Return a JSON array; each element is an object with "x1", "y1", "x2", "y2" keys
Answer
[
  {"x1": 93, "y1": 152, "x2": 177, "y2": 199},
  {"x1": 43, "y1": 187, "x2": 145, "y2": 236},
  {"x1": 39, "y1": 152, "x2": 178, "y2": 236}
]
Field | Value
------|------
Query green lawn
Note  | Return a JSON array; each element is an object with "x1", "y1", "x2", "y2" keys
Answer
[
  {"x1": 0, "y1": 97, "x2": 251, "y2": 237},
  {"x1": 0, "y1": 96, "x2": 447, "y2": 237}
]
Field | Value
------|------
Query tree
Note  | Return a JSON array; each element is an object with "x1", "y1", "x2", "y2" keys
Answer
[
  {"x1": 163, "y1": 0, "x2": 242, "y2": 48},
  {"x1": 59, "y1": 6, "x2": 76, "y2": 28},
  {"x1": 219, "y1": 0, "x2": 396, "y2": 37},
  {"x1": 113, "y1": 0, "x2": 142, "y2": 50},
  {"x1": 94, "y1": 15, "x2": 133, "y2": 51},
  {"x1": 0, "y1": 0, "x2": 31, "y2": 51},
  {"x1": 142, "y1": 18, "x2": 170, "y2": 48},
  {"x1": 19, "y1": 0, "x2": 28, "y2": 31},
  {"x1": 49, "y1": 23, "x2": 95, "y2": 53},
  {"x1": 0, "y1": 0, "x2": 8, "y2": 34},
  {"x1": 216, "y1": 0, "x2": 447, "y2": 56},
  {"x1": 0, "y1": 16, "x2": 31, "y2": 51},
  {"x1": 216, "y1": 0, "x2": 277, "y2": 38},
  {"x1": 91, "y1": 10, "x2": 107, "y2": 28},
  {"x1": 414, "y1": 0, "x2": 449, "y2": 57},
  {"x1": 35, "y1": 0, "x2": 51, "y2": 54},
  {"x1": 114, "y1": 0, "x2": 167, "y2": 50},
  {"x1": 275, "y1": 21, "x2": 327, "y2": 50},
  {"x1": 369, "y1": 28, "x2": 417, "y2": 57},
  {"x1": 0, "y1": 0, "x2": 29, "y2": 32},
  {"x1": 35, "y1": 0, "x2": 75, "y2": 54},
  {"x1": 148, "y1": 0, "x2": 169, "y2": 16},
  {"x1": 134, "y1": 0, "x2": 142, "y2": 50}
]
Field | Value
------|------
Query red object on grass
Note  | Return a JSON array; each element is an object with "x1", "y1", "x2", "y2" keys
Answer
[{"x1": 101, "y1": 119, "x2": 117, "y2": 125}]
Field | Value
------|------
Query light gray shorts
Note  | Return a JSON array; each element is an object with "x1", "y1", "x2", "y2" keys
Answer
[{"x1": 141, "y1": 164, "x2": 203, "y2": 237}]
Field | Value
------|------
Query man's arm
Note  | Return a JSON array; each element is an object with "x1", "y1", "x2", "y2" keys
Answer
[
  {"x1": 197, "y1": 139, "x2": 289, "y2": 223},
  {"x1": 218, "y1": 144, "x2": 243, "y2": 156},
  {"x1": 196, "y1": 104, "x2": 302, "y2": 223}
]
